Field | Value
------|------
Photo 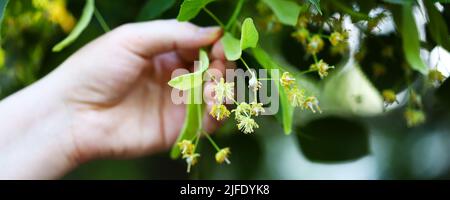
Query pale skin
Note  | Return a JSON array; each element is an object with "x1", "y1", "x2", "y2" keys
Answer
[{"x1": 0, "y1": 20, "x2": 227, "y2": 179}]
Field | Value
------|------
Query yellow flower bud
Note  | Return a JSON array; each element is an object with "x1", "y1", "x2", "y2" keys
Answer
[
  {"x1": 310, "y1": 60, "x2": 334, "y2": 79},
  {"x1": 215, "y1": 148, "x2": 231, "y2": 164},
  {"x1": 307, "y1": 35, "x2": 324, "y2": 55},
  {"x1": 210, "y1": 104, "x2": 231, "y2": 121},
  {"x1": 280, "y1": 72, "x2": 296, "y2": 88},
  {"x1": 177, "y1": 140, "x2": 195, "y2": 155},
  {"x1": 292, "y1": 28, "x2": 309, "y2": 44},
  {"x1": 404, "y1": 108, "x2": 426, "y2": 127},
  {"x1": 382, "y1": 90, "x2": 398, "y2": 105}
]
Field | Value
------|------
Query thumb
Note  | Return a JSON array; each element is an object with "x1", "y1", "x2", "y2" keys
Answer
[{"x1": 111, "y1": 20, "x2": 222, "y2": 58}]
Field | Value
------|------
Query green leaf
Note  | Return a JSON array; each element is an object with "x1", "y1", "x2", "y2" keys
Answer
[
  {"x1": 170, "y1": 87, "x2": 203, "y2": 159},
  {"x1": 308, "y1": 0, "x2": 322, "y2": 15},
  {"x1": 252, "y1": 47, "x2": 294, "y2": 135},
  {"x1": 240, "y1": 18, "x2": 259, "y2": 50},
  {"x1": 0, "y1": 0, "x2": 8, "y2": 39},
  {"x1": 424, "y1": 0, "x2": 450, "y2": 52},
  {"x1": 137, "y1": 0, "x2": 177, "y2": 21},
  {"x1": 52, "y1": 0, "x2": 95, "y2": 52},
  {"x1": 382, "y1": 0, "x2": 414, "y2": 5},
  {"x1": 221, "y1": 18, "x2": 259, "y2": 61},
  {"x1": 168, "y1": 49, "x2": 209, "y2": 90},
  {"x1": 400, "y1": 3, "x2": 429, "y2": 75},
  {"x1": 177, "y1": 0, "x2": 214, "y2": 21},
  {"x1": 221, "y1": 32, "x2": 242, "y2": 61},
  {"x1": 296, "y1": 117, "x2": 370, "y2": 162},
  {"x1": 261, "y1": 0, "x2": 301, "y2": 26}
]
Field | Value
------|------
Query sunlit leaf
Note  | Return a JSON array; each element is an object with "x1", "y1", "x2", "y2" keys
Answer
[
  {"x1": 137, "y1": 0, "x2": 177, "y2": 21},
  {"x1": 240, "y1": 18, "x2": 259, "y2": 50},
  {"x1": 168, "y1": 49, "x2": 209, "y2": 90},
  {"x1": 261, "y1": 0, "x2": 301, "y2": 26},
  {"x1": 52, "y1": 0, "x2": 95, "y2": 52},
  {"x1": 252, "y1": 47, "x2": 294, "y2": 135},
  {"x1": 424, "y1": 0, "x2": 450, "y2": 52},
  {"x1": 221, "y1": 32, "x2": 241, "y2": 61},
  {"x1": 177, "y1": 0, "x2": 214, "y2": 21}
]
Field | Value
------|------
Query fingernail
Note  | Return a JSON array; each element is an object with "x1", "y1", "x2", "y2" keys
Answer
[{"x1": 198, "y1": 27, "x2": 221, "y2": 37}]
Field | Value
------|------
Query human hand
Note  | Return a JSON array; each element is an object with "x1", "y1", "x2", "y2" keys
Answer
[{"x1": 0, "y1": 20, "x2": 226, "y2": 179}]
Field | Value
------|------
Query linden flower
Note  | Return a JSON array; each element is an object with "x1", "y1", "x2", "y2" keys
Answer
[
  {"x1": 310, "y1": 60, "x2": 334, "y2": 79},
  {"x1": 210, "y1": 104, "x2": 231, "y2": 121},
  {"x1": 307, "y1": 35, "x2": 324, "y2": 55},
  {"x1": 404, "y1": 108, "x2": 426, "y2": 127},
  {"x1": 215, "y1": 148, "x2": 231, "y2": 164},
  {"x1": 183, "y1": 153, "x2": 200, "y2": 173},
  {"x1": 232, "y1": 102, "x2": 252, "y2": 120},
  {"x1": 250, "y1": 102, "x2": 265, "y2": 116},
  {"x1": 291, "y1": 28, "x2": 309, "y2": 44},
  {"x1": 248, "y1": 73, "x2": 262, "y2": 92},
  {"x1": 329, "y1": 31, "x2": 348, "y2": 46},
  {"x1": 287, "y1": 86, "x2": 305, "y2": 107},
  {"x1": 215, "y1": 78, "x2": 234, "y2": 103},
  {"x1": 177, "y1": 140, "x2": 195, "y2": 155},
  {"x1": 303, "y1": 96, "x2": 322, "y2": 113},
  {"x1": 237, "y1": 116, "x2": 259, "y2": 134},
  {"x1": 280, "y1": 72, "x2": 296, "y2": 88},
  {"x1": 382, "y1": 90, "x2": 398, "y2": 106},
  {"x1": 428, "y1": 69, "x2": 446, "y2": 85}
]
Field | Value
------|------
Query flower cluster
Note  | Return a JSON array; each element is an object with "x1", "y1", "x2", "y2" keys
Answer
[
  {"x1": 209, "y1": 72, "x2": 265, "y2": 134},
  {"x1": 280, "y1": 72, "x2": 321, "y2": 113},
  {"x1": 382, "y1": 89, "x2": 398, "y2": 106},
  {"x1": 32, "y1": 0, "x2": 75, "y2": 33}
]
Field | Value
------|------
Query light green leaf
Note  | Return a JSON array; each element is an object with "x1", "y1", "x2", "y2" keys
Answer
[
  {"x1": 240, "y1": 18, "x2": 259, "y2": 50},
  {"x1": 424, "y1": 0, "x2": 450, "y2": 52},
  {"x1": 401, "y1": 3, "x2": 429, "y2": 75},
  {"x1": 252, "y1": 47, "x2": 294, "y2": 135},
  {"x1": 177, "y1": 0, "x2": 214, "y2": 21},
  {"x1": 52, "y1": 0, "x2": 95, "y2": 52},
  {"x1": 168, "y1": 49, "x2": 209, "y2": 90},
  {"x1": 137, "y1": 0, "x2": 176, "y2": 21},
  {"x1": 308, "y1": 0, "x2": 322, "y2": 15},
  {"x1": 261, "y1": 0, "x2": 301, "y2": 26},
  {"x1": 221, "y1": 32, "x2": 242, "y2": 61},
  {"x1": 170, "y1": 87, "x2": 203, "y2": 159}
]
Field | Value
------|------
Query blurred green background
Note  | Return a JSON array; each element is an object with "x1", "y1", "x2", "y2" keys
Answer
[{"x1": 1, "y1": 0, "x2": 450, "y2": 179}]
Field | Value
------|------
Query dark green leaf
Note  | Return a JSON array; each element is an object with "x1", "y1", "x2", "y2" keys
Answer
[
  {"x1": 424, "y1": 0, "x2": 450, "y2": 51},
  {"x1": 400, "y1": 3, "x2": 429, "y2": 75},
  {"x1": 261, "y1": 0, "x2": 301, "y2": 26},
  {"x1": 0, "y1": 0, "x2": 8, "y2": 39},
  {"x1": 177, "y1": 0, "x2": 214, "y2": 21},
  {"x1": 137, "y1": 0, "x2": 177, "y2": 21},
  {"x1": 52, "y1": 0, "x2": 95, "y2": 52},
  {"x1": 297, "y1": 117, "x2": 370, "y2": 162},
  {"x1": 252, "y1": 47, "x2": 294, "y2": 135}
]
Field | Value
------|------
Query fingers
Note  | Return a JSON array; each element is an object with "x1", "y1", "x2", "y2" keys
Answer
[{"x1": 112, "y1": 20, "x2": 222, "y2": 59}]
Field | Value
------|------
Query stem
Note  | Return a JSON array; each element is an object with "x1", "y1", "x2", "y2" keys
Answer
[
  {"x1": 203, "y1": 8, "x2": 225, "y2": 28},
  {"x1": 240, "y1": 57, "x2": 251, "y2": 71},
  {"x1": 94, "y1": 7, "x2": 110, "y2": 32},
  {"x1": 312, "y1": 54, "x2": 319, "y2": 63},
  {"x1": 203, "y1": 130, "x2": 221, "y2": 152},
  {"x1": 298, "y1": 68, "x2": 316, "y2": 75},
  {"x1": 225, "y1": 0, "x2": 245, "y2": 30},
  {"x1": 193, "y1": 130, "x2": 201, "y2": 152}
]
